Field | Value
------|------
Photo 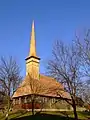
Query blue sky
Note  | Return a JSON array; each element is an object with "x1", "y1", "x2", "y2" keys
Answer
[{"x1": 0, "y1": 0, "x2": 90, "y2": 76}]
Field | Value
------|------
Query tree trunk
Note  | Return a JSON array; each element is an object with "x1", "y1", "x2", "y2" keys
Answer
[
  {"x1": 8, "y1": 96, "x2": 10, "y2": 112},
  {"x1": 32, "y1": 100, "x2": 34, "y2": 115},
  {"x1": 6, "y1": 90, "x2": 10, "y2": 120},
  {"x1": 72, "y1": 98, "x2": 78, "y2": 120},
  {"x1": 5, "y1": 95, "x2": 10, "y2": 120},
  {"x1": 8, "y1": 90, "x2": 10, "y2": 112}
]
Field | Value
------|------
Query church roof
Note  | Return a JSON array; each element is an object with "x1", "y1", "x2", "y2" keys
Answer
[{"x1": 12, "y1": 74, "x2": 71, "y2": 99}]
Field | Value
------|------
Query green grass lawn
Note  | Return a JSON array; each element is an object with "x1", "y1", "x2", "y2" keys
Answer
[{"x1": 0, "y1": 110, "x2": 90, "y2": 120}]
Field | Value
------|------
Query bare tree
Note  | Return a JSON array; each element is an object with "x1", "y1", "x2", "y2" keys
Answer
[
  {"x1": 21, "y1": 73, "x2": 48, "y2": 115},
  {"x1": 28, "y1": 74, "x2": 43, "y2": 115},
  {"x1": 0, "y1": 56, "x2": 22, "y2": 113},
  {"x1": 23, "y1": 72, "x2": 60, "y2": 115},
  {"x1": 81, "y1": 83, "x2": 90, "y2": 105},
  {"x1": 47, "y1": 41, "x2": 82, "y2": 120},
  {"x1": 75, "y1": 29, "x2": 90, "y2": 104},
  {"x1": 75, "y1": 30, "x2": 90, "y2": 77}
]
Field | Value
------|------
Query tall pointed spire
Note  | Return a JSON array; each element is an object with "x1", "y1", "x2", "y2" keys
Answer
[
  {"x1": 25, "y1": 21, "x2": 40, "y2": 78},
  {"x1": 29, "y1": 20, "x2": 36, "y2": 57}
]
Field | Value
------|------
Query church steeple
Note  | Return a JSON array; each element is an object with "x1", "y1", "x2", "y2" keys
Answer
[
  {"x1": 29, "y1": 20, "x2": 36, "y2": 57},
  {"x1": 25, "y1": 21, "x2": 40, "y2": 79}
]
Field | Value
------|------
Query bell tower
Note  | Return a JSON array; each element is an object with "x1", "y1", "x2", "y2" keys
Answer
[{"x1": 25, "y1": 21, "x2": 40, "y2": 79}]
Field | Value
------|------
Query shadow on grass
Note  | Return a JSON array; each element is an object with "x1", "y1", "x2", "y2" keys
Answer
[
  {"x1": 78, "y1": 111, "x2": 90, "y2": 119},
  {"x1": 81, "y1": 111, "x2": 90, "y2": 116},
  {"x1": 10, "y1": 113, "x2": 74, "y2": 120}
]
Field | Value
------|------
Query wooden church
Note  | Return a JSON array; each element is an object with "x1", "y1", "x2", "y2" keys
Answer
[{"x1": 12, "y1": 21, "x2": 70, "y2": 110}]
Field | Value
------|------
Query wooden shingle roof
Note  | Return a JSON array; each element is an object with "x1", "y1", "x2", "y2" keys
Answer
[{"x1": 12, "y1": 74, "x2": 71, "y2": 99}]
